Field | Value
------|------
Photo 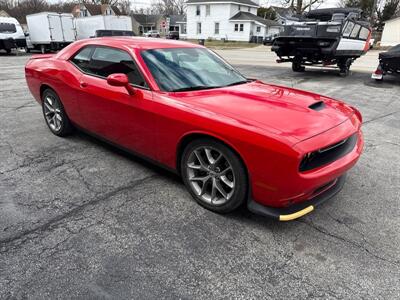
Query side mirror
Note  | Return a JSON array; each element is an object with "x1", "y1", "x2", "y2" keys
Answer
[{"x1": 107, "y1": 73, "x2": 135, "y2": 95}]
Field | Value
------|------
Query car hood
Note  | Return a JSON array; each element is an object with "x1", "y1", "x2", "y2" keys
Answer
[{"x1": 172, "y1": 81, "x2": 354, "y2": 144}]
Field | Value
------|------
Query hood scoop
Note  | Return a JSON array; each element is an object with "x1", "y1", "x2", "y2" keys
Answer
[{"x1": 309, "y1": 101, "x2": 326, "y2": 111}]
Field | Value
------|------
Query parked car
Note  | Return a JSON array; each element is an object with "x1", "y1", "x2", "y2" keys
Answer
[
  {"x1": 143, "y1": 30, "x2": 160, "y2": 38},
  {"x1": 0, "y1": 16, "x2": 26, "y2": 54},
  {"x1": 26, "y1": 12, "x2": 75, "y2": 53},
  {"x1": 25, "y1": 37, "x2": 363, "y2": 221},
  {"x1": 166, "y1": 31, "x2": 179, "y2": 40},
  {"x1": 263, "y1": 34, "x2": 278, "y2": 45},
  {"x1": 371, "y1": 44, "x2": 400, "y2": 81},
  {"x1": 95, "y1": 30, "x2": 135, "y2": 37}
]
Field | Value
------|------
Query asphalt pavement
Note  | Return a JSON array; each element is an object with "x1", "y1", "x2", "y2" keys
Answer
[{"x1": 0, "y1": 50, "x2": 399, "y2": 299}]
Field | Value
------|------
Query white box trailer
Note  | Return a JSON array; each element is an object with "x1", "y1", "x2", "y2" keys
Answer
[
  {"x1": 26, "y1": 12, "x2": 75, "y2": 53},
  {"x1": 75, "y1": 15, "x2": 133, "y2": 40}
]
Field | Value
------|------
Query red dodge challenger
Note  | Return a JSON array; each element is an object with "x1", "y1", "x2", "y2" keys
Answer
[{"x1": 25, "y1": 37, "x2": 364, "y2": 221}]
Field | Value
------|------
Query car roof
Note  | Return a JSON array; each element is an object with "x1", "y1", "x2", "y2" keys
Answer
[
  {"x1": 88, "y1": 37, "x2": 196, "y2": 50},
  {"x1": 56, "y1": 37, "x2": 202, "y2": 60}
]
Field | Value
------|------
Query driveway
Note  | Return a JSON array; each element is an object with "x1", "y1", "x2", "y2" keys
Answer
[{"x1": 0, "y1": 51, "x2": 399, "y2": 299}]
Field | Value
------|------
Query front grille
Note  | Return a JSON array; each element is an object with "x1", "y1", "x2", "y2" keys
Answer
[{"x1": 299, "y1": 133, "x2": 358, "y2": 172}]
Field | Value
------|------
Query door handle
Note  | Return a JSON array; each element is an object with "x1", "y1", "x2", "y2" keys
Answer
[{"x1": 80, "y1": 82, "x2": 88, "y2": 88}]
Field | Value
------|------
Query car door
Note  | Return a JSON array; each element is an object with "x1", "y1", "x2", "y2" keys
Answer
[{"x1": 71, "y1": 45, "x2": 157, "y2": 158}]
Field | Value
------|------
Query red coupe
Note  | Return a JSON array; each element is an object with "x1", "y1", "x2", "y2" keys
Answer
[{"x1": 25, "y1": 37, "x2": 364, "y2": 221}]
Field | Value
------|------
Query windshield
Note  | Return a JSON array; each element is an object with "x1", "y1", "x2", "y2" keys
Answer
[
  {"x1": 0, "y1": 23, "x2": 16, "y2": 33},
  {"x1": 141, "y1": 47, "x2": 247, "y2": 92},
  {"x1": 389, "y1": 44, "x2": 400, "y2": 52}
]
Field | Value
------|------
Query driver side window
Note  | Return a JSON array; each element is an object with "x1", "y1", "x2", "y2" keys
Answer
[{"x1": 70, "y1": 46, "x2": 147, "y2": 88}]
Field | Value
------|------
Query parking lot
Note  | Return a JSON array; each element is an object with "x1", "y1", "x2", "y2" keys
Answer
[{"x1": 0, "y1": 48, "x2": 399, "y2": 299}]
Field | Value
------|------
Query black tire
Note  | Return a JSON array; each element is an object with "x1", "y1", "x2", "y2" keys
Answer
[
  {"x1": 180, "y1": 138, "x2": 248, "y2": 214},
  {"x1": 42, "y1": 89, "x2": 73, "y2": 137},
  {"x1": 6, "y1": 49, "x2": 11, "y2": 54},
  {"x1": 338, "y1": 58, "x2": 352, "y2": 77},
  {"x1": 292, "y1": 61, "x2": 305, "y2": 72}
]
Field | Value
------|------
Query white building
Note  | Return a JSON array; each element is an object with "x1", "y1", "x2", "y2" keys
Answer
[
  {"x1": 186, "y1": 0, "x2": 282, "y2": 41},
  {"x1": 381, "y1": 17, "x2": 400, "y2": 47}
]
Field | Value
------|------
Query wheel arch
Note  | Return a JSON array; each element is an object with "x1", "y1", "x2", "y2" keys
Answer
[
  {"x1": 176, "y1": 131, "x2": 249, "y2": 179},
  {"x1": 40, "y1": 83, "x2": 55, "y2": 101}
]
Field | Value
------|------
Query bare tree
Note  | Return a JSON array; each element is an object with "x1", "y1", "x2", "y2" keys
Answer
[
  {"x1": 282, "y1": 0, "x2": 326, "y2": 14},
  {"x1": 152, "y1": 0, "x2": 186, "y2": 15}
]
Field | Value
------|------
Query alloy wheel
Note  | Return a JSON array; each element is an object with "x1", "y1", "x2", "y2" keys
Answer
[
  {"x1": 43, "y1": 94, "x2": 62, "y2": 132},
  {"x1": 186, "y1": 146, "x2": 235, "y2": 206}
]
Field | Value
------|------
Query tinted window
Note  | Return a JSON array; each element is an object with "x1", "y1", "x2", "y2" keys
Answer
[
  {"x1": 71, "y1": 46, "x2": 146, "y2": 88},
  {"x1": 389, "y1": 44, "x2": 400, "y2": 52},
  {"x1": 71, "y1": 47, "x2": 93, "y2": 73},
  {"x1": 0, "y1": 23, "x2": 16, "y2": 33},
  {"x1": 141, "y1": 48, "x2": 246, "y2": 92}
]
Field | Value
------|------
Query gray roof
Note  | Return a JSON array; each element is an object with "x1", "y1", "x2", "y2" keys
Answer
[
  {"x1": 131, "y1": 14, "x2": 163, "y2": 25},
  {"x1": 229, "y1": 11, "x2": 281, "y2": 26},
  {"x1": 167, "y1": 15, "x2": 186, "y2": 25},
  {"x1": 186, "y1": 0, "x2": 259, "y2": 7}
]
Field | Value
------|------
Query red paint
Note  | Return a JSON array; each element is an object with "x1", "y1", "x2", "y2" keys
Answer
[{"x1": 25, "y1": 37, "x2": 363, "y2": 209}]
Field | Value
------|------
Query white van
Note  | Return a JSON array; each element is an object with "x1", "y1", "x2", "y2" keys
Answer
[{"x1": 0, "y1": 17, "x2": 26, "y2": 53}]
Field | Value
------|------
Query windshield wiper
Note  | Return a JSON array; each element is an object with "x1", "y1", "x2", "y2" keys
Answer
[{"x1": 171, "y1": 85, "x2": 219, "y2": 92}]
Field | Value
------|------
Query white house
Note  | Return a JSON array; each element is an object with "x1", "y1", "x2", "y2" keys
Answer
[
  {"x1": 186, "y1": 0, "x2": 282, "y2": 41},
  {"x1": 380, "y1": 16, "x2": 400, "y2": 47}
]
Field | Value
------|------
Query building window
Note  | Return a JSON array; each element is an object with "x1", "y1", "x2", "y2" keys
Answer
[
  {"x1": 240, "y1": 24, "x2": 244, "y2": 32},
  {"x1": 196, "y1": 5, "x2": 200, "y2": 16},
  {"x1": 197, "y1": 22, "x2": 202, "y2": 34},
  {"x1": 256, "y1": 26, "x2": 261, "y2": 33},
  {"x1": 206, "y1": 5, "x2": 210, "y2": 16},
  {"x1": 248, "y1": 7, "x2": 251, "y2": 12},
  {"x1": 234, "y1": 24, "x2": 238, "y2": 31},
  {"x1": 182, "y1": 24, "x2": 187, "y2": 34},
  {"x1": 215, "y1": 22, "x2": 219, "y2": 34},
  {"x1": 238, "y1": 5, "x2": 241, "y2": 11}
]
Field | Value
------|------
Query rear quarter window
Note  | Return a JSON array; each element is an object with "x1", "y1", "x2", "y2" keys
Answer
[{"x1": 70, "y1": 47, "x2": 93, "y2": 73}]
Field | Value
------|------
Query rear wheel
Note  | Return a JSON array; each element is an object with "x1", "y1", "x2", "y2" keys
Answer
[
  {"x1": 181, "y1": 138, "x2": 248, "y2": 213},
  {"x1": 5, "y1": 49, "x2": 11, "y2": 54},
  {"x1": 338, "y1": 58, "x2": 352, "y2": 77},
  {"x1": 42, "y1": 89, "x2": 73, "y2": 137},
  {"x1": 292, "y1": 61, "x2": 305, "y2": 72}
]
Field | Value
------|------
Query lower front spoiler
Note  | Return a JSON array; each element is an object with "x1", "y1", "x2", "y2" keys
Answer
[{"x1": 247, "y1": 174, "x2": 346, "y2": 221}]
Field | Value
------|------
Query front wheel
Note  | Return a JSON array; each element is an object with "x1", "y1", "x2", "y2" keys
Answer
[
  {"x1": 42, "y1": 89, "x2": 73, "y2": 137},
  {"x1": 181, "y1": 138, "x2": 248, "y2": 213}
]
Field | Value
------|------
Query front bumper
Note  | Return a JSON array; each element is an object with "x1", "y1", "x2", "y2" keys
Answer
[
  {"x1": 0, "y1": 38, "x2": 26, "y2": 50},
  {"x1": 248, "y1": 174, "x2": 346, "y2": 221}
]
